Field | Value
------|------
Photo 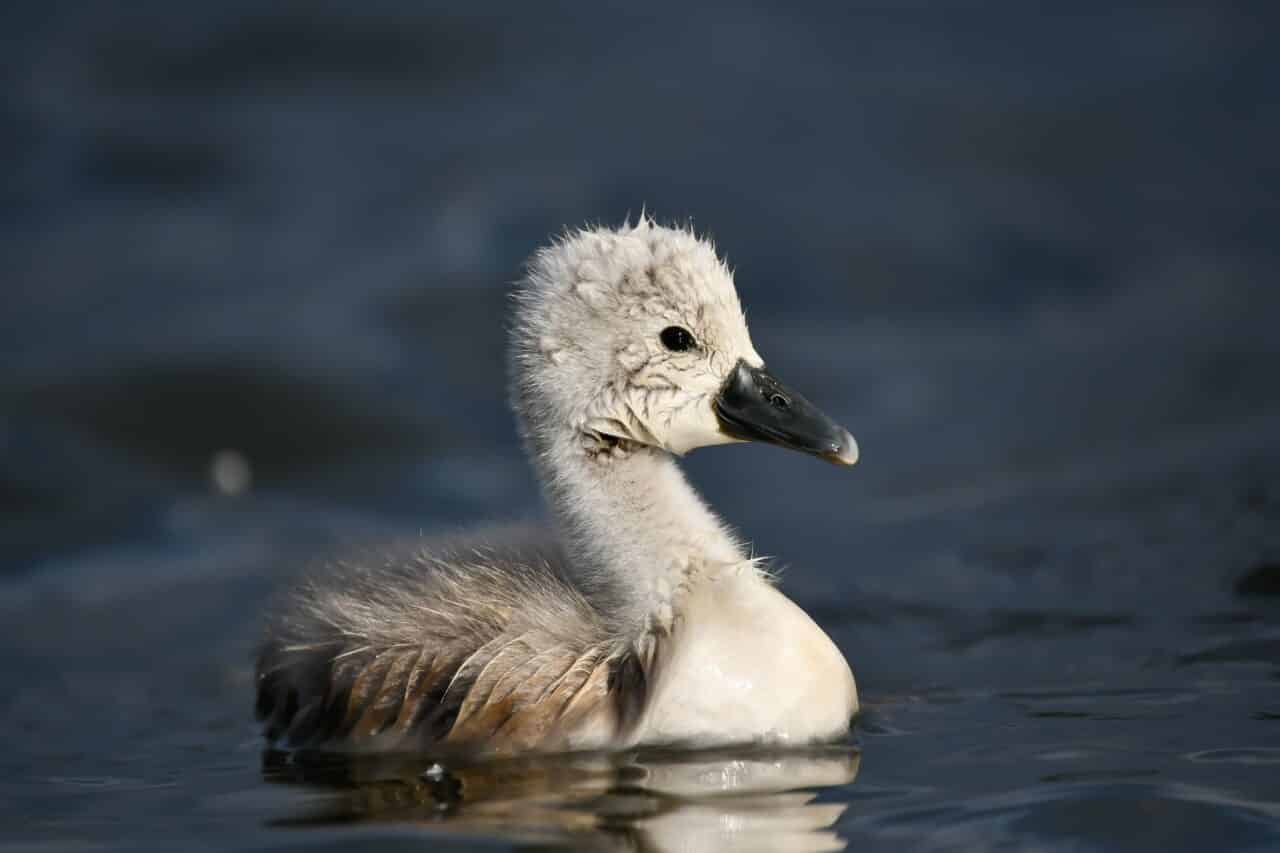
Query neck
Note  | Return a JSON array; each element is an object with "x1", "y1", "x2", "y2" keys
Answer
[{"x1": 530, "y1": 431, "x2": 747, "y2": 632}]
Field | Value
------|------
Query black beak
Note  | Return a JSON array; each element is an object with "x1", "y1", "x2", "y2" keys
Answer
[{"x1": 713, "y1": 360, "x2": 859, "y2": 466}]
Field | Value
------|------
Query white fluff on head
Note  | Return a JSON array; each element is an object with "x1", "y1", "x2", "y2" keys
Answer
[{"x1": 511, "y1": 218, "x2": 763, "y2": 459}]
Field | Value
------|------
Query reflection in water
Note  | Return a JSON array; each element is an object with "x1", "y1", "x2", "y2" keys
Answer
[{"x1": 264, "y1": 744, "x2": 860, "y2": 851}]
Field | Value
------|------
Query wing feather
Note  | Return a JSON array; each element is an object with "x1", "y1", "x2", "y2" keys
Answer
[
  {"x1": 254, "y1": 528, "x2": 650, "y2": 754},
  {"x1": 389, "y1": 647, "x2": 450, "y2": 734}
]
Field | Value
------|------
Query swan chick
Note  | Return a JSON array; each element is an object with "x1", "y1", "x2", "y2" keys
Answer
[{"x1": 256, "y1": 218, "x2": 859, "y2": 755}]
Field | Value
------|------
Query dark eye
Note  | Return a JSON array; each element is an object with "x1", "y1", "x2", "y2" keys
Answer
[{"x1": 660, "y1": 326, "x2": 697, "y2": 352}]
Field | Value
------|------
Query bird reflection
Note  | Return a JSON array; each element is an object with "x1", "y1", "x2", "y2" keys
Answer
[{"x1": 263, "y1": 743, "x2": 859, "y2": 851}]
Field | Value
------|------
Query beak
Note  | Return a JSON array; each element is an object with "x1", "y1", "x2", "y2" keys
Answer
[{"x1": 713, "y1": 360, "x2": 859, "y2": 466}]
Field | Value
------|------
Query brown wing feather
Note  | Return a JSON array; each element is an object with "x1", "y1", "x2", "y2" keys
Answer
[{"x1": 254, "y1": 528, "x2": 648, "y2": 754}]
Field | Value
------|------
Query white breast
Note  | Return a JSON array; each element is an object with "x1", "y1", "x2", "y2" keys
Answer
[{"x1": 633, "y1": 570, "x2": 858, "y2": 747}]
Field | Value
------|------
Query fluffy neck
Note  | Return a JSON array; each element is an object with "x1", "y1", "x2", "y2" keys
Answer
[{"x1": 530, "y1": 430, "x2": 748, "y2": 632}]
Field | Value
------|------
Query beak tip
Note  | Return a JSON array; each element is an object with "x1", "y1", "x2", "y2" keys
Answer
[{"x1": 829, "y1": 430, "x2": 859, "y2": 466}]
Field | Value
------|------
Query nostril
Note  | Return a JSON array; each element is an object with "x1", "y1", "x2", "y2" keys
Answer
[{"x1": 768, "y1": 393, "x2": 790, "y2": 411}]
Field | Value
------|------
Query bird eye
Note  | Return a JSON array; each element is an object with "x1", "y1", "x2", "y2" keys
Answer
[{"x1": 660, "y1": 326, "x2": 697, "y2": 352}]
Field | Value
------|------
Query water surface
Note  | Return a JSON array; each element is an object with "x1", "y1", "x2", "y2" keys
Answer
[{"x1": 3, "y1": 3, "x2": 1278, "y2": 850}]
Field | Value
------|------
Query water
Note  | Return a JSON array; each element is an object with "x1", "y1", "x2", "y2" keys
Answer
[{"x1": 3, "y1": 3, "x2": 1279, "y2": 850}]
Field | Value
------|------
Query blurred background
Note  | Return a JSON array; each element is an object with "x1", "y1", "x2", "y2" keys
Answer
[{"x1": 2, "y1": 2, "x2": 1278, "y2": 850}]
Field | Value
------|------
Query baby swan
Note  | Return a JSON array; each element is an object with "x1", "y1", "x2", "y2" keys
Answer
[{"x1": 256, "y1": 219, "x2": 859, "y2": 755}]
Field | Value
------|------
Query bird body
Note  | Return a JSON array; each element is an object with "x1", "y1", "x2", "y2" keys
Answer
[
  {"x1": 256, "y1": 219, "x2": 859, "y2": 755},
  {"x1": 636, "y1": 565, "x2": 856, "y2": 747}
]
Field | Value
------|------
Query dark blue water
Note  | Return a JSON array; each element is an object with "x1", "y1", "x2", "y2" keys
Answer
[{"x1": 3, "y1": 3, "x2": 1279, "y2": 850}]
